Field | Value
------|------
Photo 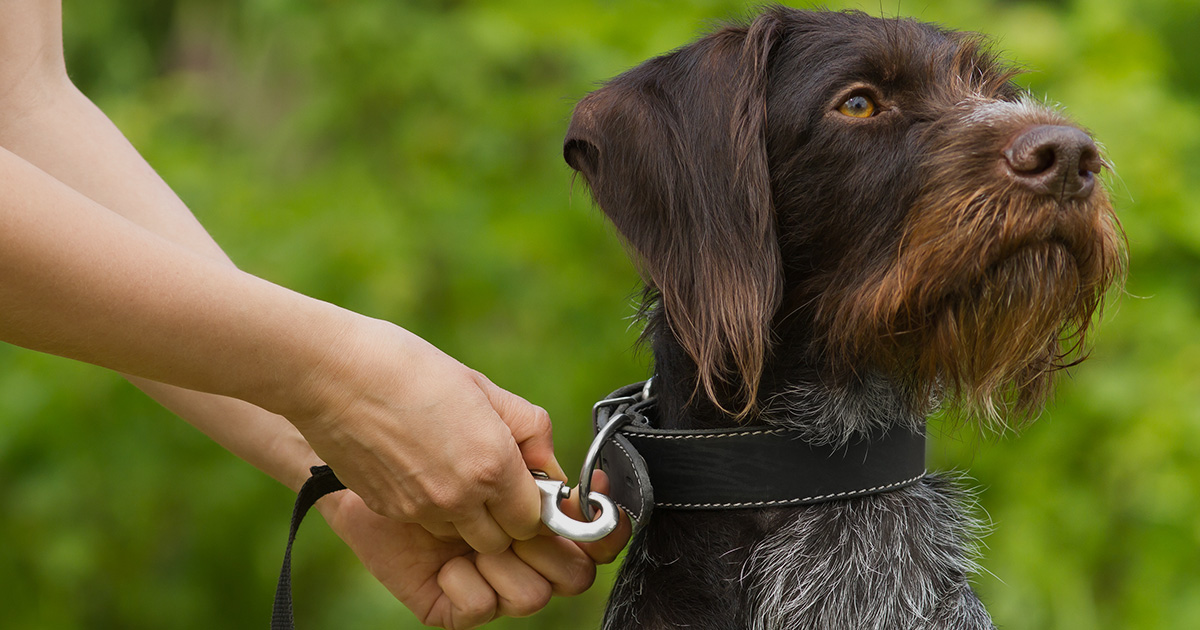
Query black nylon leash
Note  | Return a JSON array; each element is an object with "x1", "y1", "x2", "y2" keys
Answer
[{"x1": 272, "y1": 465, "x2": 346, "y2": 630}]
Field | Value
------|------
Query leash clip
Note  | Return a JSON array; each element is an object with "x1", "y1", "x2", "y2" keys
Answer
[{"x1": 531, "y1": 471, "x2": 619, "y2": 542}]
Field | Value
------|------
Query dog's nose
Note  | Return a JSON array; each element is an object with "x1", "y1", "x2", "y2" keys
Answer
[{"x1": 1003, "y1": 125, "x2": 1101, "y2": 199}]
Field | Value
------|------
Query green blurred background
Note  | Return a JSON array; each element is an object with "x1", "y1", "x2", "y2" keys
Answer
[{"x1": 0, "y1": 0, "x2": 1197, "y2": 628}]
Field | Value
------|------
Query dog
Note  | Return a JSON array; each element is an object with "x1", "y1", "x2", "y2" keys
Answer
[{"x1": 563, "y1": 6, "x2": 1123, "y2": 629}]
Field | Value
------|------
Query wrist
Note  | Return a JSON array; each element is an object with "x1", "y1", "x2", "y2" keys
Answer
[
  {"x1": 229, "y1": 294, "x2": 370, "y2": 425},
  {"x1": 270, "y1": 313, "x2": 422, "y2": 439},
  {"x1": 271, "y1": 430, "x2": 328, "y2": 493}
]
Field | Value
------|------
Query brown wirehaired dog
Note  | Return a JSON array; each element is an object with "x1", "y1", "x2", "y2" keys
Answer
[{"x1": 564, "y1": 6, "x2": 1123, "y2": 629}]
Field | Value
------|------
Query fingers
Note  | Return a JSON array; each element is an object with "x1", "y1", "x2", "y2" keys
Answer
[
  {"x1": 474, "y1": 373, "x2": 566, "y2": 480},
  {"x1": 452, "y1": 510, "x2": 513, "y2": 556},
  {"x1": 511, "y1": 536, "x2": 596, "y2": 597},
  {"x1": 472, "y1": 375, "x2": 558, "y2": 545},
  {"x1": 431, "y1": 420, "x2": 542, "y2": 549},
  {"x1": 421, "y1": 520, "x2": 461, "y2": 541},
  {"x1": 475, "y1": 549, "x2": 555, "y2": 618},
  {"x1": 482, "y1": 464, "x2": 543, "y2": 544},
  {"x1": 435, "y1": 556, "x2": 497, "y2": 630},
  {"x1": 435, "y1": 545, "x2": 589, "y2": 627}
]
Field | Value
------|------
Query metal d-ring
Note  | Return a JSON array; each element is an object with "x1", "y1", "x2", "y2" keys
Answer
[
  {"x1": 577, "y1": 378, "x2": 656, "y2": 520},
  {"x1": 640, "y1": 376, "x2": 655, "y2": 401},
  {"x1": 531, "y1": 472, "x2": 619, "y2": 542},
  {"x1": 577, "y1": 410, "x2": 633, "y2": 521}
]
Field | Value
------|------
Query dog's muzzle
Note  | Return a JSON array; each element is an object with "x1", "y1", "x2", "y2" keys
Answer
[{"x1": 580, "y1": 380, "x2": 928, "y2": 530}]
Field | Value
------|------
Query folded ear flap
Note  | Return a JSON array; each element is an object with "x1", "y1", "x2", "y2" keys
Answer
[{"x1": 565, "y1": 13, "x2": 783, "y2": 416}]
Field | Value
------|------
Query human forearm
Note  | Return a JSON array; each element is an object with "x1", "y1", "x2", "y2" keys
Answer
[
  {"x1": 0, "y1": 1, "x2": 568, "y2": 560},
  {"x1": 128, "y1": 379, "x2": 319, "y2": 491},
  {"x1": 0, "y1": 73, "x2": 228, "y2": 260},
  {"x1": 0, "y1": 145, "x2": 353, "y2": 418},
  {"x1": 0, "y1": 66, "x2": 318, "y2": 489},
  {"x1": 0, "y1": 144, "x2": 553, "y2": 548}
]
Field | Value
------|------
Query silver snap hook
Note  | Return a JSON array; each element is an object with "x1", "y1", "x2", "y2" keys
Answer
[{"x1": 530, "y1": 472, "x2": 619, "y2": 542}]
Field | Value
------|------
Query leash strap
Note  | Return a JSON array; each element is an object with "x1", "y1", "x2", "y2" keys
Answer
[
  {"x1": 272, "y1": 465, "x2": 347, "y2": 630},
  {"x1": 592, "y1": 381, "x2": 927, "y2": 527}
]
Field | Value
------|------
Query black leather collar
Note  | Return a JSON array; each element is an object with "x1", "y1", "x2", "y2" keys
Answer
[{"x1": 587, "y1": 380, "x2": 927, "y2": 527}]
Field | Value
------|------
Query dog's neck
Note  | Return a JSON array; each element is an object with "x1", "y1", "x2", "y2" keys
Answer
[{"x1": 647, "y1": 310, "x2": 926, "y2": 444}]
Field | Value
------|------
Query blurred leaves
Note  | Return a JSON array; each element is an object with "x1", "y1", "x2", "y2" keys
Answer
[{"x1": 2, "y1": 0, "x2": 1197, "y2": 628}]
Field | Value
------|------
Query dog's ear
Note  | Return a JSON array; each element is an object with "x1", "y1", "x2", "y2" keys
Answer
[{"x1": 565, "y1": 13, "x2": 783, "y2": 416}]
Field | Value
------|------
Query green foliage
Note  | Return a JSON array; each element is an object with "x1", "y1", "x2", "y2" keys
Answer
[{"x1": 1, "y1": 0, "x2": 1197, "y2": 628}]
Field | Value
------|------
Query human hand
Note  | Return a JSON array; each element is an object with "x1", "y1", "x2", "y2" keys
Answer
[
  {"x1": 286, "y1": 316, "x2": 564, "y2": 554},
  {"x1": 316, "y1": 470, "x2": 631, "y2": 629}
]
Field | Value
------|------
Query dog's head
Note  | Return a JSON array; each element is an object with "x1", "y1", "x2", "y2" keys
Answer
[{"x1": 565, "y1": 7, "x2": 1124, "y2": 422}]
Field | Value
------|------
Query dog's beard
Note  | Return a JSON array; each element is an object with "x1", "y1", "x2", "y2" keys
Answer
[
  {"x1": 924, "y1": 237, "x2": 1093, "y2": 424},
  {"x1": 822, "y1": 178, "x2": 1124, "y2": 428}
]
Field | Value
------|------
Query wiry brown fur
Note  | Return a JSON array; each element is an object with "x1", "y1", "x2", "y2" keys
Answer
[
  {"x1": 820, "y1": 94, "x2": 1125, "y2": 423},
  {"x1": 569, "y1": 10, "x2": 1123, "y2": 421}
]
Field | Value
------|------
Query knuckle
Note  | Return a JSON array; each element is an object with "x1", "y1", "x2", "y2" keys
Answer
[
  {"x1": 510, "y1": 520, "x2": 541, "y2": 543},
  {"x1": 411, "y1": 502, "x2": 445, "y2": 524},
  {"x1": 459, "y1": 588, "x2": 498, "y2": 621},
  {"x1": 473, "y1": 534, "x2": 513, "y2": 556},
  {"x1": 507, "y1": 581, "x2": 552, "y2": 617},
  {"x1": 469, "y1": 455, "x2": 509, "y2": 490},
  {"x1": 426, "y1": 482, "x2": 473, "y2": 516},
  {"x1": 391, "y1": 496, "x2": 427, "y2": 521},
  {"x1": 529, "y1": 406, "x2": 553, "y2": 436},
  {"x1": 463, "y1": 368, "x2": 494, "y2": 394},
  {"x1": 560, "y1": 554, "x2": 597, "y2": 596}
]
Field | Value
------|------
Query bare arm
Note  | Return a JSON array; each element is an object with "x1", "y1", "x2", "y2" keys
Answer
[
  {"x1": 0, "y1": 0, "x2": 557, "y2": 550},
  {"x1": 0, "y1": 0, "x2": 316, "y2": 490},
  {"x1": 0, "y1": 5, "x2": 321, "y2": 494},
  {"x1": 0, "y1": 6, "x2": 629, "y2": 624},
  {"x1": 0, "y1": 145, "x2": 611, "y2": 621}
]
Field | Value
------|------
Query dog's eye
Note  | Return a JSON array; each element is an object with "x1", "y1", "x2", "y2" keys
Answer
[{"x1": 838, "y1": 95, "x2": 877, "y2": 118}]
